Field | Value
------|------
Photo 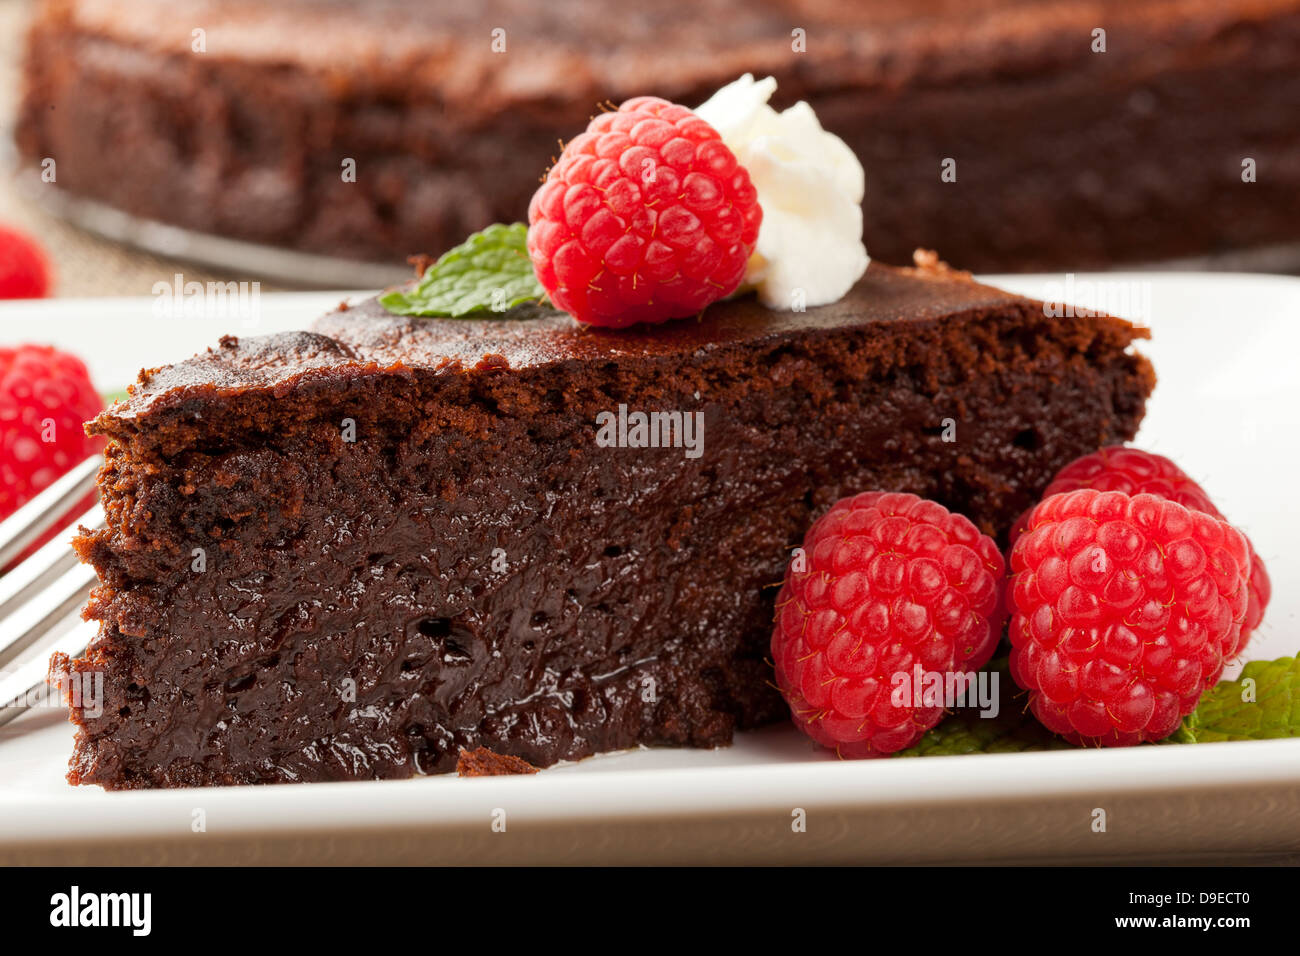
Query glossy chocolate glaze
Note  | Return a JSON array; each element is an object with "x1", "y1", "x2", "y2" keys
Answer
[
  {"x1": 108, "y1": 259, "x2": 1047, "y2": 419},
  {"x1": 62, "y1": 262, "x2": 1154, "y2": 787}
]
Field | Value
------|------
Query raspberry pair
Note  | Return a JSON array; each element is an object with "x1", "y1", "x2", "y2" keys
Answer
[{"x1": 771, "y1": 449, "x2": 1267, "y2": 754}]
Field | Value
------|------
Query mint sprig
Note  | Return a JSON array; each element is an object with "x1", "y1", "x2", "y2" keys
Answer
[
  {"x1": 898, "y1": 656, "x2": 1300, "y2": 757},
  {"x1": 897, "y1": 659, "x2": 1069, "y2": 757},
  {"x1": 379, "y1": 223, "x2": 547, "y2": 318},
  {"x1": 1174, "y1": 656, "x2": 1300, "y2": 743}
]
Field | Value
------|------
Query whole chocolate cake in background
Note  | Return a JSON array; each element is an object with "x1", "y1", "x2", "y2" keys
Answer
[{"x1": 15, "y1": 0, "x2": 1300, "y2": 276}]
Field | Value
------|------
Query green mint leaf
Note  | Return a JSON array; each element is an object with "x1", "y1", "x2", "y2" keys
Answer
[
  {"x1": 896, "y1": 659, "x2": 1070, "y2": 757},
  {"x1": 901, "y1": 655, "x2": 1300, "y2": 756},
  {"x1": 1176, "y1": 656, "x2": 1300, "y2": 743},
  {"x1": 379, "y1": 223, "x2": 547, "y2": 318}
]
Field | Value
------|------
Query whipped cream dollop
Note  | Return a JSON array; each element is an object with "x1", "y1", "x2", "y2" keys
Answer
[{"x1": 695, "y1": 74, "x2": 869, "y2": 311}]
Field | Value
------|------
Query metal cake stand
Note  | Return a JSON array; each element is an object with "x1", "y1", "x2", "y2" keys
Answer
[{"x1": 13, "y1": 171, "x2": 411, "y2": 290}]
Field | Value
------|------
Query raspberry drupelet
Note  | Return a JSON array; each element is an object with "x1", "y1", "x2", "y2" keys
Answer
[
  {"x1": 527, "y1": 96, "x2": 762, "y2": 328},
  {"x1": 0, "y1": 225, "x2": 52, "y2": 299},
  {"x1": 1009, "y1": 446, "x2": 1269, "y2": 644},
  {"x1": 1008, "y1": 489, "x2": 1252, "y2": 746},
  {"x1": 771, "y1": 491, "x2": 1007, "y2": 758},
  {"x1": 0, "y1": 345, "x2": 103, "y2": 521}
]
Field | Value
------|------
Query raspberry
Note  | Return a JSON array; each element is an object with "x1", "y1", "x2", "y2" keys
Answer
[
  {"x1": 1010, "y1": 446, "x2": 1270, "y2": 641},
  {"x1": 0, "y1": 345, "x2": 104, "y2": 530},
  {"x1": 771, "y1": 491, "x2": 1007, "y2": 757},
  {"x1": 527, "y1": 96, "x2": 761, "y2": 328},
  {"x1": 0, "y1": 225, "x2": 52, "y2": 299},
  {"x1": 1008, "y1": 489, "x2": 1251, "y2": 746}
]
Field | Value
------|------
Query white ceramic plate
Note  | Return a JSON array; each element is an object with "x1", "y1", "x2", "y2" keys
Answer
[{"x1": 0, "y1": 273, "x2": 1297, "y2": 865}]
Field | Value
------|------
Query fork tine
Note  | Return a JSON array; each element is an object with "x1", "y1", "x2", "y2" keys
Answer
[
  {"x1": 0, "y1": 561, "x2": 98, "y2": 670},
  {"x1": 0, "y1": 456, "x2": 101, "y2": 570},
  {"x1": 0, "y1": 503, "x2": 104, "y2": 622},
  {"x1": 0, "y1": 455, "x2": 105, "y2": 729},
  {"x1": 0, "y1": 621, "x2": 96, "y2": 728}
]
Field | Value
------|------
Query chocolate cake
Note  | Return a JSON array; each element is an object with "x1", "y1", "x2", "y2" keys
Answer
[
  {"x1": 55, "y1": 258, "x2": 1154, "y2": 788},
  {"x1": 456, "y1": 748, "x2": 539, "y2": 777},
  {"x1": 16, "y1": 0, "x2": 1300, "y2": 273}
]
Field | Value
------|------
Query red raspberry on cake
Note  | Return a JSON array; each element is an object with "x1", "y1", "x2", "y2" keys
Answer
[
  {"x1": 0, "y1": 225, "x2": 53, "y2": 299},
  {"x1": 527, "y1": 96, "x2": 762, "y2": 328},
  {"x1": 1008, "y1": 488, "x2": 1251, "y2": 747},
  {"x1": 1009, "y1": 446, "x2": 1270, "y2": 641},
  {"x1": 771, "y1": 491, "x2": 1007, "y2": 757},
  {"x1": 0, "y1": 345, "x2": 104, "y2": 531}
]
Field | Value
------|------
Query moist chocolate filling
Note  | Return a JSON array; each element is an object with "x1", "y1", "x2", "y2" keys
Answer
[{"x1": 59, "y1": 262, "x2": 1154, "y2": 787}]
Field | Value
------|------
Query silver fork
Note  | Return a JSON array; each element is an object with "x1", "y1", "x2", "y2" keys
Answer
[{"x1": 0, "y1": 456, "x2": 103, "y2": 727}]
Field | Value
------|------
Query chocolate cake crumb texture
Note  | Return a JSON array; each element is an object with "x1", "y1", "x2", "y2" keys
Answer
[
  {"x1": 59, "y1": 258, "x2": 1154, "y2": 788},
  {"x1": 457, "y1": 747, "x2": 541, "y2": 776}
]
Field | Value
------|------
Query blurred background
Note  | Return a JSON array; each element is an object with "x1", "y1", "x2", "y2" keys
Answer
[
  {"x1": 0, "y1": 0, "x2": 278, "y2": 295},
  {"x1": 3, "y1": 0, "x2": 1299, "y2": 299}
]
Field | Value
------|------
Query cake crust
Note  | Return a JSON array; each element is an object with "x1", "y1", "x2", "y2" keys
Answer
[{"x1": 107, "y1": 255, "x2": 1112, "y2": 415}]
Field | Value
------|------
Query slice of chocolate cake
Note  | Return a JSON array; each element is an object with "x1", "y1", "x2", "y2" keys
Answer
[{"x1": 58, "y1": 258, "x2": 1153, "y2": 788}]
